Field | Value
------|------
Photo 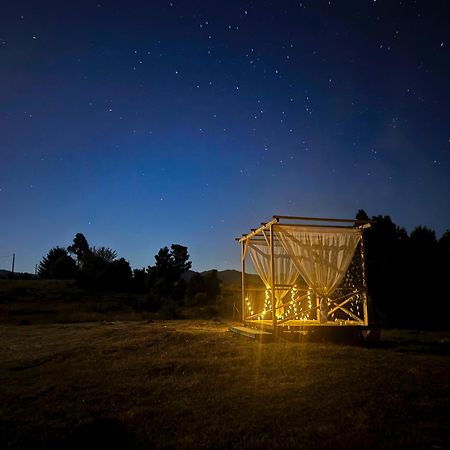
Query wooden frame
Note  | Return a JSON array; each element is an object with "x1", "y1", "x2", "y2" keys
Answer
[{"x1": 236, "y1": 215, "x2": 371, "y2": 334}]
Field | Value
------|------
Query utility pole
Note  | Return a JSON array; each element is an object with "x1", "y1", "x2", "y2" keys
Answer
[{"x1": 11, "y1": 253, "x2": 15, "y2": 275}]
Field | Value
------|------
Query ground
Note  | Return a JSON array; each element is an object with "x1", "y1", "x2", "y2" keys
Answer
[{"x1": 0, "y1": 320, "x2": 449, "y2": 449}]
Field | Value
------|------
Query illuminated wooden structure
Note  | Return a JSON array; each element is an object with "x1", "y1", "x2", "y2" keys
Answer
[{"x1": 236, "y1": 215, "x2": 371, "y2": 335}]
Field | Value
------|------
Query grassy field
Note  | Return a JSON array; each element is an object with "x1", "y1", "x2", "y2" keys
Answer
[
  {"x1": 1, "y1": 320, "x2": 449, "y2": 449},
  {"x1": 0, "y1": 279, "x2": 241, "y2": 324}
]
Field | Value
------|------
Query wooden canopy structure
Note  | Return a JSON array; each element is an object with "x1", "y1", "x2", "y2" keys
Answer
[{"x1": 236, "y1": 215, "x2": 371, "y2": 335}]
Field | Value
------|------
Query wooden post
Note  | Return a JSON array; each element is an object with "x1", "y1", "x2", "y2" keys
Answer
[
  {"x1": 11, "y1": 253, "x2": 15, "y2": 275},
  {"x1": 270, "y1": 224, "x2": 277, "y2": 336},
  {"x1": 360, "y1": 231, "x2": 369, "y2": 326},
  {"x1": 241, "y1": 241, "x2": 246, "y2": 325}
]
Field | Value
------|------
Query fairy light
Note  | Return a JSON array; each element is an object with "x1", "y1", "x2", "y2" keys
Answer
[
  {"x1": 307, "y1": 287, "x2": 312, "y2": 320},
  {"x1": 264, "y1": 289, "x2": 270, "y2": 311},
  {"x1": 245, "y1": 297, "x2": 254, "y2": 316}
]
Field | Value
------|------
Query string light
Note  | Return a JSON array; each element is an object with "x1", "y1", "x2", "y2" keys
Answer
[
  {"x1": 245, "y1": 297, "x2": 254, "y2": 316},
  {"x1": 307, "y1": 287, "x2": 312, "y2": 320}
]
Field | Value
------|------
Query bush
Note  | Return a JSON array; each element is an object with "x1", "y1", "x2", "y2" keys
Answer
[
  {"x1": 193, "y1": 292, "x2": 208, "y2": 306},
  {"x1": 196, "y1": 305, "x2": 218, "y2": 319},
  {"x1": 159, "y1": 299, "x2": 182, "y2": 319}
]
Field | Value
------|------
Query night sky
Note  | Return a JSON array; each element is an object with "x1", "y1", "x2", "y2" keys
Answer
[{"x1": 1, "y1": 0, "x2": 449, "y2": 273}]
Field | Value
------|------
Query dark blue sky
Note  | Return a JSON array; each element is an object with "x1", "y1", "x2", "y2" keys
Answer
[{"x1": 1, "y1": 0, "x2": 449, "y2": 273}]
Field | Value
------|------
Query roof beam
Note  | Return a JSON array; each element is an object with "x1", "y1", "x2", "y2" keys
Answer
[
  {"x1": 273, "y1": 215, "x2": 371, "y2": 224},
  {"x1": 237, "y1": 218, "x2": 279, "y2": 243}
]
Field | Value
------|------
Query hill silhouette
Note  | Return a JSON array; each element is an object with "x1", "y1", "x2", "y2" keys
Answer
[{"x1": 181, "y1": 269, "x2": 262, "y2": 286}]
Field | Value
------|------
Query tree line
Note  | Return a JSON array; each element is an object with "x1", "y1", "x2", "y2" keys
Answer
[
  {"x1": 38, "y1": 210, "x2": 450, "y2": 329},
  {"x1": 356, "y1": 210, "x2": 450, "y2": 329},
  {"x1": 38, "y1": 233, "x2": 220, "y2": 311}
]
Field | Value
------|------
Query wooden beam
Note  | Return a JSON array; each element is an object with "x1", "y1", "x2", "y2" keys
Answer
[
  {"x1": 238, "y1": 218, "x2": 278, "y2": 243},
  {"x1": 270, "y1": 223, "x2": 277, "y2": 335},
  {"x1": 261, "y1": 228, "x2": 270, "y2": 247},
  {"x1": 329, "y1": 303, "x2": 363, "y2": 323},
  {"x1": 328, "y1": 292, "x2": 362, "y2": 315},
  {"x1": 274, "y1": 223, "x2": 358, "y2": 230},
  {"x1": 273, "y1": 215, "x2": 372, "y2": 224},
  {"x1": 241, "y1": 241, "x2": 246, "y2": 324},
  {"x1": 236, "y1": 217, "x2": 371, "y2": 239},
  {"x1": 360, "y1": 230, "x2": 370, "y2": 326}
]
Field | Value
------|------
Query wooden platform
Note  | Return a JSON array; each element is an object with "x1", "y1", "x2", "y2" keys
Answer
[
  {"x1": 246, "y1": 319, "x2": 367, "y2": 331},
  {"x1": 229, "y1": 326, "x2": 273, "y2": 342}
]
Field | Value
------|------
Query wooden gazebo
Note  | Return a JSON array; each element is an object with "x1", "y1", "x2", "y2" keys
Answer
[{"x1": 235, "y1": 215, "x2": 371, "y2": 336}]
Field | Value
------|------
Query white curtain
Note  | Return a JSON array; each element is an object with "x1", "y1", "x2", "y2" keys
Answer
[
  {"x1": 247, "y1": 238, "x2": 298, "y2": 317},
  {"x1": 274, "y1": 226, "x2": 361, "y2": 298}
]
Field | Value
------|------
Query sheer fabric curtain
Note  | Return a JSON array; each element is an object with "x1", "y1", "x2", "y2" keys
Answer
[
  {"x1": 247, "y1": 238, "x2": 298, "y2": 317},
  {"x1": 274, "y1": 226, "x2": 361, "y2": 298}
]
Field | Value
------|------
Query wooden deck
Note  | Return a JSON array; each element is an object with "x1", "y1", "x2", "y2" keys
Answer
[
  {"x1": 229, "y1": 325, "x2": 273, "y2": 342},
  {"x1": 245, "y1": 319, "x2": 367, "y2": 330}
]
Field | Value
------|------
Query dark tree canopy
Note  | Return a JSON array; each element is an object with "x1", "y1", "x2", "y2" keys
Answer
[
  {"x1": 132, "y1": 268, "x2": 147, "y2": 294},
  {"x1": 92, "y1": 246, "x2": 118, "y2": 263},
  {"x1": 38, "y1": 247, "x2": 77, "y2": 279},
  {"x1": 102, "y1": 257, "x2": 133, "y2": 291},
  {"x1": 410, "y1": 226, "x2": 437, "y2": 250},
  {"x1": 439, "y1": 230, "x2": 450, "y2": 255},
  {"x1": 186, "y1": 273, "x2": 207, "y2": 304},
  {"x1": 38, "y1": 236, "x2": 200, "y2": 308},
  {"x1": 357, "y1": 210, "x2": 449, "y2": 329},
  {"x1": 153, "y1": 244, "x2": 192, "y2": 279},
  {"x1": 154, "y1": 247, "x2": 172, "y2": 271},
  {"x1": 147, "y1": 244, "x2": 192, "y2": 308},
  {"x1": 169, "y1": 244, "x2": 192, "y2": 274},
  {"x1": 356, "y1": 209, "x2": 369, "y2": 221},
  {"x1": 64, "y1": 233, "x2": 131, "y2": 291},
  {"x1": 67, "y1": 233, "x2": 91, "y2": 267}
]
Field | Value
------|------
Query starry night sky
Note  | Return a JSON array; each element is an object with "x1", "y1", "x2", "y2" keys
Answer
[{"x1": 1, "y1": 0, "x2": 449, "y2": 273}]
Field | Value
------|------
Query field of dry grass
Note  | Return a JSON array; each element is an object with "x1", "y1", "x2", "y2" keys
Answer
[
  {"x1": 1, "y1": 320, "x2": 449, "y2": 449},
  {"x1": 0, "y1": 279, "x2": 240, "y2": 324}
]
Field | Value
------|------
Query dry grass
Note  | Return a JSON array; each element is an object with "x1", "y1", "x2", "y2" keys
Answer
[
  {"x1": 0, "y1": 279, "x2": 151, "y2": 324},
  {"x1": 0, "y1": 320, "x2": 449, "y2": 449},
  {"x1": 0, "y1": 280, "x2": 241, "y2": 324}
]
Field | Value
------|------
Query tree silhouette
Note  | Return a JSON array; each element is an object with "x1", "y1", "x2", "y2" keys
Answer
[
  {"x1": 38, "y1": 247, "x2": 77, "y2": 279},
  {"x1": 92, "y1": 246, "x2": 117, "y2": 263},
  {"x1": 132, "y1": 268, "x2": 147, "y2": 293},
  {"x1": 186, "y1": 273, "x2": 207, "y2": 304},
  {"x1": 437, "y1": 230, "x2": 450, "y2": 322},
  {"x1": 101, "y1": 257, "x2": 132, "y2": 291},
  {"x1": 410, "y1": 226, "x2": 437, "y2": 250},
  {"x1": 66, "y1": 233, "x2": 128, "y2": 290},
  {"x1": 147, "y1": 244, "x2": 192, "y2": 307},
  {"x1": 67, "y1": 233, "x2": 91, "y2": 268},
  {"x1": 357, "y1": 211, "x2": 449, "y2": 329},
  {"x1": 408, "y1": 226, "x2": 439, "y2": 325},
  {"x1": 169, "y1": 244, "x2": 192, "y2": 273},
  {"x1": 438, "y1": 230, "x2": 450, "y2": 255},
  {"x1": 359, "y1": 213, "x2": 410, "y2": 326},
  {"x1": 356, "y1": 209, "x2": 369, "y2": 221}
]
